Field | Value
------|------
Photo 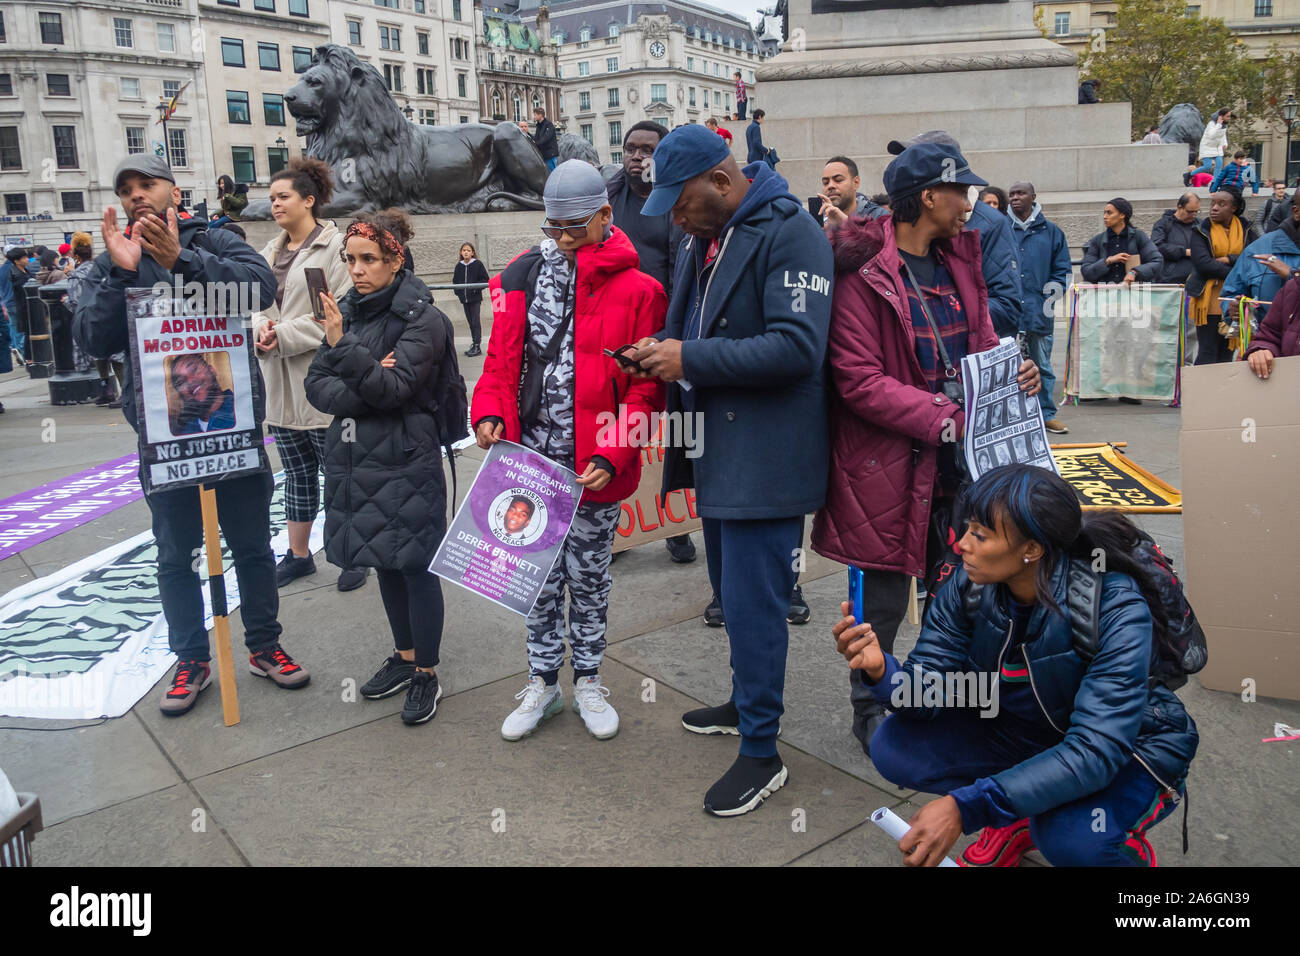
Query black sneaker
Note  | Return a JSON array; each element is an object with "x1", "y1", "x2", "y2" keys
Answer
[
  {"x1": 682, "y1": 700, "x2": 740, "y2": 736},
  {"x1": 1182, "y1": 171, "x2": 1192, "y2": 187},
  {"x1": 337, "y1": 567, "x2": 369, "y2": 592},
  {"x1": 401, "y1": 670, "x2": 442, "y2": 725},
  {"x1": 464, "y1": 344, "x2": 481, "y2": 357},
  {"x1": 787, "y1": 584, "x2": 810, "y2": 625},
  {"x1": 361, "y1": 653, "x2": 417, "y2": 699},
  {"x1": 703, "y1": 754, "x2": 788, "y2": 817},
  {"x1": 703, "y1": 594, "x2": 725, "y2": 627},
  {"x1": 665, "y1": 534, "x2": 696, "y2": 563},
  {"x1": 275, "y1": 552, "x2": 316, "y2": 588}
]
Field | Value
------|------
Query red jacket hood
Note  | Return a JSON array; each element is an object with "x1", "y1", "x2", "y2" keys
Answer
[
  {"x1": 573, "y1": 225, "x2": 641, "y2": 287},
  {"x1": 831, "y1": 213, "x2": 984, "y2": 278}
]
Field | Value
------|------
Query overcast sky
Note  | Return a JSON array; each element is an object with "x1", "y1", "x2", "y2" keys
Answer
[{"x1": 691, "y1": 0, "x2": 770, "y2": 28}]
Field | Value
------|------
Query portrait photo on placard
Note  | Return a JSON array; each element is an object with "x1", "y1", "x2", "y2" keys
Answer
[{"x1": 165, "y1": 352, "x2": 238, "y2": 438}]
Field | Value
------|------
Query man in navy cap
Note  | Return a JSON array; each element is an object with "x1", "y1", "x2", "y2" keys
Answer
[
  {"x1": 626, "y1": 123, "x2": 833, "y2": 817},
  {"x1": 887, "y1": 131, "x2": 1023, "y2": 338},
  {"x1": 811, "y1": 142, "x2": 1040, "y2": 763}
]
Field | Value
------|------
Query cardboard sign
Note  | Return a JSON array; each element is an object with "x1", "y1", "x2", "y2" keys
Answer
[
  {"x1": 430, "y1": 442, "x2": 582, "y2": 616},
  {"x1": 1180, "y1": 358, "x2": 1300, "y2": 699},
  {"x1": 612, "y1": 441, "x2": 701, "y2": 553},
  {"x1": 126, "y1": 288, "x2": 265, "y2": 492}
]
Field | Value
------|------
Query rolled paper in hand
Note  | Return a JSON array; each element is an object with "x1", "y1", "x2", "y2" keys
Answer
[{"x1": 871, "y1": 807, "x2": 959, "y2": 867}]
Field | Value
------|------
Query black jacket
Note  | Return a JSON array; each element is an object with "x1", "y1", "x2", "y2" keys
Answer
[
  {"x1": 1150, "y1": 209, "x2": 1200, "y2": 284},
  {"x1": 1262, "y1": 195, "x2": 1292, "y2": 233},
  {"x1": 605, "y1": 167, "x2": 685, "y2": 298},
  {"x1": 304, "y1": 269, "x2": 447, "y2": 571},
  {"x1": 72, "y1": 216, "x2": 276, "y2": 432},
  {"x1": 453, "y1": 258, "x2": 488, "y2": 305},
  {"x1": 1078, "y1": 80, "x2": 1099, "y2": 104},
  {"x1": 1080, "y1": 226, "x2": 1162, "y2": 283},
  {"x1": 1186, "y1": 215, "x2": 1260, "y2": 299},
  {"x1": 532, "y1": 118, "x2": 559, "y2": 159}
]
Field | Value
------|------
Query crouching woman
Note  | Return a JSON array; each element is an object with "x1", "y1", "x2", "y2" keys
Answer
[{"x1": 831, "y1": 464, "x2": 1198, "y2": 867}]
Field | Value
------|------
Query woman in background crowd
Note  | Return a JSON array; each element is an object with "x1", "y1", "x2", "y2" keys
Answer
[{"x1": 453, "y1": 241, "x2": 489, "y2": 357}]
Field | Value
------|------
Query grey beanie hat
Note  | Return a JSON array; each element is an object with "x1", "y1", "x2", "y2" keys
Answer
[{"x1": 543, "y1": 159, "x2": 608, "y2": 221}]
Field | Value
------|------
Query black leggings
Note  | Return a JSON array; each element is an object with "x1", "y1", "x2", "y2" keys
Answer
[
  {"x1": 375, "y1": 569, "x2": 445, "y2": 669},
  {"x1": 1194, "y1": 321, "x2": 1233, "y2": 365}
]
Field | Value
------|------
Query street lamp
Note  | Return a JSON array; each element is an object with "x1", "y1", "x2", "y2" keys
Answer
[
  {"x1": 1284, "y1": 95, "x2": 1297, "y2": 188},
  {"x1": 275, "y1": 135, "x2": 286, "y2": 148},
  {"x1": 156, "y1": 99, "x2": 172, "y2": 168},
  {"x1": 403, "y1": 103, "x2": 415, "y2": 121}
]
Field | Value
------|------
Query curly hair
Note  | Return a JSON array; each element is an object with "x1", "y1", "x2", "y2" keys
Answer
[
  {"x1": 270, "y1": 156, "x2": 335, "y2": 218},
  {"x1": 70, "y1": 231, "x2": 94, "y2": 261}
]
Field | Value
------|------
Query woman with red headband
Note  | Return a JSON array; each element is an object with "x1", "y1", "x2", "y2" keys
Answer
[{"x1": 305, "y1": 208, "x2": 451, "y2": 726}]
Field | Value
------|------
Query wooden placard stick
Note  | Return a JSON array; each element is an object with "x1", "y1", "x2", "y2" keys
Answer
[{"x1": 199, "y1": 484, "x2": 239, "y2": 726}]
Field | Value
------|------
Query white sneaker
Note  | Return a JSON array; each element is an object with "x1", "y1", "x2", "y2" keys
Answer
[
  {"x1": 501, "y1": 675, "x2": 563, "y2": 741},
  {"x1": 572, "y1": 675, "x2": 619, "y2": 740}
]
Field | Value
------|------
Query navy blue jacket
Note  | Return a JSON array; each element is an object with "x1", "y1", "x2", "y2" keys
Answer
[
  {"x1": 965, "y1": 199, "x2": 1023, "y2": 337},
  {"x1": 73, "y1": 216, "x2": 276, "y2": 432},
  {"x1": 745, "y1": 120, "x2": 766, "y2": 164},
  {"x1": 868, "y1": 561, "x2": 1198, "y2": 829},
  {"x1": 1010, "y1": 209, "x2": 1072, "y2": 335},
  {"x1": 659, "y1": 162, "x2": 832, "y2": 520}
]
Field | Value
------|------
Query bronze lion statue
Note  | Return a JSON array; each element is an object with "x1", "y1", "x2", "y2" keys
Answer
[{"x1": 243, "y1": 45, "x2": 548, "y2": 219}]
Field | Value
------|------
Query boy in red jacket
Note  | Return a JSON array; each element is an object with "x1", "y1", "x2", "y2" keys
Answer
[{"x1": 472, "y1": 160, "x2": 666, "y2": 741}]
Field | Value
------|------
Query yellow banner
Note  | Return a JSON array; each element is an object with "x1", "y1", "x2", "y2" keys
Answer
[{"x1": 1050, "y1": 443, "x2": 1182, "y2": 513}]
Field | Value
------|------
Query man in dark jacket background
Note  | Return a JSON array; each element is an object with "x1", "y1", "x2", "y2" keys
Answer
[
  {"x1": 628, "y1": 125, "x2": 832, "y2": 817},
  {"x1": 745, "y1": 109, "x2": 769, "y2": 165},
  {"x1": 531, "y1": 107, "x2": 559, "y2": 172},
  {"x1": 1150, "y1": 193, "x2": 1201, "y2": 284},
  {"x1": 1008, "y1": 181, "x2": 1071, "y2": 434},
  {"x1": 1258, "y1": 179, "x2": 1290, "y2": 233},
  {"x1": 73, "y1": 154, "x2": 309, "y2": 717},
  {"x1": 887, "y1": 132, "x2": 1023, "y2": 336},
  {"x1": 815, "y1": 156, "x2": 887, "y2": 232}
]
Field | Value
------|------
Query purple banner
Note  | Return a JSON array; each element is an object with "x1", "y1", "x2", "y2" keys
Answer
[
  {"x1": 430, "y1": 441, "x2": 582, "y2": 616},
  {"x1": 0, "y1": 453, "x2": 143, "y2": 561}
]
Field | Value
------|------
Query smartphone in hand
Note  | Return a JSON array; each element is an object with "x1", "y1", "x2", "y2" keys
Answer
[
  {"x1": 304, "y1": 267, "x2": 328, "y2": 322},
  {"x1": 603, "y1": 345, "x2": 644, "y2": 372},
  {"x1": 848, "y1": 566, "x2": 865, "y2": 626}
]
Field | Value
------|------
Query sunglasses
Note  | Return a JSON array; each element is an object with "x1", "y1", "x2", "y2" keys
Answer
[{"x1": 541, "y1": 209, "x2": 601, "y2": 240}]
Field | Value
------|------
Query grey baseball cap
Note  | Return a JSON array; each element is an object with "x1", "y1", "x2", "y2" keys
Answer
[
  {"x1": 112, "y1": 154, "x2": 175, "y2": 191},
  {"x1": 887, "y1": 130, "x2": 960, "y2": 156}
]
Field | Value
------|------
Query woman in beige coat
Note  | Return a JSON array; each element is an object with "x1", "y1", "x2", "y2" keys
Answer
[{"x1": 251, "y1": 158, "x2": 365, "y2": 591}]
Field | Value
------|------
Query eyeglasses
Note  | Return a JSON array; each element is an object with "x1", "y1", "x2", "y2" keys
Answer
[
  {"x1": 624, "y1": 144, "x2": 656, "y2": 158},
  {"x1": 541, "y1": 209, "x2": 601, "y2": 239}
]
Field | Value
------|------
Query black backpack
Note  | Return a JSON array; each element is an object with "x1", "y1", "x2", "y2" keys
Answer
[{"x1": 961, "y1": 530, "x2": 1207, "y2": 690}]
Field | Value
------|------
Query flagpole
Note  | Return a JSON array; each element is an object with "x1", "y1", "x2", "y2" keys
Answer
[{"x1": 157, "y1": 99, "x2": 171, "y2": 169}]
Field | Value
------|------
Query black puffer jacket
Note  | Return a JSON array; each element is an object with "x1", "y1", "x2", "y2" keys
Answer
[
  {"x1": 305, "y1": 269, "x2": 447, "y2": 571},
  {"x1": 1150, "y1": 209, "x2": 1199, "y2": 284}
]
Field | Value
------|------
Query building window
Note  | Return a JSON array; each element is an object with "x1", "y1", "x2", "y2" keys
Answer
[
  {"x1": 53, "y1": 125, "x2": 78, "y2": 168},
  {"x1": 227, "y1": 92, "x2": 251, "y2": 124},
  {"x1": 580, "y1": 123, "x2": 593, "y2": 144},
  {"x1": 453, "y1": 0, "x2": 462, "y2": 20},
  {"x1": 579, "y1": 27, "x2": 591, "y2": 47},
  {"x1": 513, "y1": 93, "x2": 522, "y2": 122},
  {"x1": 222, "y1": 38, "x2": 245, "y2": 67},
  {"x1": 579, "y1": 61, "x2": 590, "y2": 76},
  {"x1": 688, "y1": 87, "x2": 695, "y2": 107},
  {"x1": 1256, "y1": 0, "x2": 1273, "y2": 14},
  {"x1": 0, "y1": 12, "x2": 5, "y2": 44},
  {"x1": 39, "y1": 12, "x2": 63, "y2": 45},
  {"x1": 268, "y1": 146, "x2": 288, "y2": 175},
  {"x1": 158, "y1": 23, "x2": 176, "y2": 52},
  {"x1": 0, "y1": 127, "x2": 20, "y2": 170},
  {"x1": 579, "y1": 90, "x2": 590, "y2": 111},
  {"x1": 607, "y1": 120, "x2": 621, "y2": 145},
  {"x1": 383, "y1": 64, "x2": 403, "y2": 92},
  {"x1": 169, "y1": 128, "x2": 188, "y2": 167},
  {"x1": 459, "y1": 114, "x2": 468, "y2": 124},
  {"x1": 126, "y1": 127, "x2": 146, "y2": 154},
  {"x1": 255, "y1": 0, "x2": 276, "y2": 9},
  {"x1": 0, "y1": 74, "x2": 10, "y2": 96},
  {"x1": 606, "y1": 57, "x2": 618, "y2": 72},
  {"x1": 47, "y1": 74, "x2": 71, "y2": 96},
  {"x1": 418, "y1": 32, "x2": 429, "y2": 55},
  {"x1": 258, "y1": 42, "x2": 280, "y2": 70},
  {"x1": 180, "y1": 189, "x2": 193, "y2": 207},
  {"x1": 5, "y1": 194, "x2": 27, "y2": 215},
  {"x1": 687, "y1": 56, "x2": 694, "y2": 71},
  {"x1": 415, "y1": 0, "x2": 425, "y2": 11},
  {"x1": 121, "y1": 77, "x2": 141, "y2": 99},
  {"x1": 264, "y1": 93, "x2": 285, "y2": 125},
  {"x1": 1185, "y1": 5, "x2": 1199, "y2": 15},
  {"x1": 651, "y1": 83, "x2": 666, "y2": 103},
  {"x1": 231, "y1": 146, "x2": 256, "y2": 183},
  {"x1": 293, "y1": 47, "x2": 313, "y2": 73},
  {"x1": 288, "y1": 0, "x2": 309, "y2": 16},
  {"x1": 608, "y1": 88, "x2": 619, "y2": 108},
  {"x1": 61, "y1": 191, "x2": 84, "y2": 213},
  {"x1": 347, "y1": 20, "x2": 362, "y2": 45},
  {"x1": 491, "y1": 90, "x2": 503, "y2": 118},
  {"x1": 1053, "y1": 12, "x2": 1069, "y2": 35},
  {"x1": 374, "y1": 0, "x2": 398, "y2": 7},
  {"x1": 163, "y1": 79, "x2": 182, "y2": 102},
  {"x1": 114, "y1": 18, "x2": 133, "y2": 48},
  {"x1": 457, "y1": 72, "x2": 467, "y2": 98},
  {"x1": 713, "y1": 63, "x2": 721, "y2": 76},
  {"x1": 380, "y1": 26, "x2": 400, "y2": 52}
]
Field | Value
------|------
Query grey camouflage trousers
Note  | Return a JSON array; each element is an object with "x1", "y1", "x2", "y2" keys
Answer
[{"x1": 525, "y1": 500, "x2": 622, "y2": 678}]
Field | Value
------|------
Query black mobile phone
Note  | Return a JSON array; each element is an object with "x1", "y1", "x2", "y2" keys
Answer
[
  {"x1": 603, "y1": 346, "x2": 644, "y2": 372},
  {"x1": 304, "y1": 267, "x2": 328, "y2": 322}
]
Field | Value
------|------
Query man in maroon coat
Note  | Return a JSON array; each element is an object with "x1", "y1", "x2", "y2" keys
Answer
[{"x1": 811, "y1": 143, "x2": 1040, "y2": 753}]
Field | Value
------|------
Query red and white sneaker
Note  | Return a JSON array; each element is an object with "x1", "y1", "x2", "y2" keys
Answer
[
  {"x1": 159, "y1": 660, "x2": 212, "y2": 716},
  {"x1": 248, "y1": 643, "x2": 310, "y2": 689},
  {"x1": 959, "y1": 818, "x2": 1034, "y2": 867}
]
